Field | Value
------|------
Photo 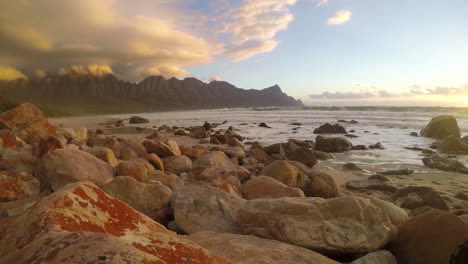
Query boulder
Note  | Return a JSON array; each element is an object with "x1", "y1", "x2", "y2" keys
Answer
[
  {"x1": 35, "y1": 149, "x2": 115, "y2": 191},
  {"x1": 258, "y1": 122, "x2": 271, "y2": 128},
  {"x1": 148, "y1": 170, "x2": 183, "y2": 190},
  {"x1": 260, "y1": 160, "x2": 300, "y2": 187},
  {"x1": 0, "y1": 103, "x2": 57, "y2": 144},
  {"x1": 145, "y1": 153, "x2": 164, "y2": 171},
  {"x1": 314, "y1": 135, "x2": 352, "y2": 153},
  {"x1": 396, "y1": 192, "x2": 424, "y2": 210},
  {"x1": 116, "y1": 159, "x2": 151, "y2": 183},
  {"x1": 74, "y1": 127, "x2": 88, "y2": 141},
  {"x1": 172, "y1": 185, "x2": 245, "y2": 234},
  {"x1": 346, "y1": 180, "x2": 399, "y2": 193},
  {"x1": 423, "y1": 154, "x2": 468, "y2": 174},
  {"x1": 87, "y1": 146, "x2": 120, "y2": 167},
  {"x1": 314, "y1": 123, "x2": 347, "y2": 134},
  {"x1": 223, "y1": 147, "x2": 246, "y2": 159},
  {"x1": 351, "y1": 250, "x2": 397, "y2": 264},
  {"x1": 237, "y1": 196, "x2": 397, "y2": 255},
  {"x1": 0, "y1": 171, "x2": 40, "y2": 202},
  {"x1": 388, "y1": 209, "x2": 468, "y2": 264},
  {"x1": 0, "y1": 129, "x2": 23, "y2": 149},
  {"x1": 185, "y1": 232, "x2": 340, "y2": 264},
  {"x1": 101, "y1": 176, "x2": 172, "y2": 214},
  {"x1": 241, "y1": 176, "x2": 305, "y2": 200},
  {"x1": 227, "y1": 136, "x2": 243, "y2": 148},
  {"x1": 129, "y1": 116, "x2": 150, "y2": 124},
  {"x1": 312, "y1": 150, "x2": 335, "y2": 160},
  {"x1": 342, "y1": 163, "x2": 363, "y2": 171},
  {"x1": 437, "y1": 135, "x2": 468, "y2": 154},
  {"x1": 380, "y1": 168, "x2": 414, "y2": 175},
  {"x1": 164, "y1": 155, "x2": 192, "y2": 174},
  {"x1": 369, "y1": 142, "x2": 384, "y2": 150},
  {"x1": 0, "y1": 182, "x2": 230, "y2": 264},
  {"x1": 306, "y1": 171, "x2": 340, "y2": 198},
  {"x1": 33, "y1": 135, "x2": 64, "y2": 158},
  {"x1": 0, "y1": 150, "x2": 38, "y2": 175},
  {"x1": 286, "y1": 147, "x2": 317, "y2": 167},
  {"x1": 191, "y1": 152, "x2": 250, "y2": 182},
  {"x1": 180, "y1": 145, "x2": 209, "y2": 160},
  {"x1": 392, "y1": 186, "x2": 448, "y2": 211},
  {"x1": 143, "y1": 139, "x2": 181, "y2": 158},
  {"x1": 210, "y1": 135, "x2": 221, "y2": 144},
  {"x1": 421, "y1": 115, "x2": 460, "y2": 139},
  {"x1": 370, "y1": 198, "x2": 409, "y2": 226}
]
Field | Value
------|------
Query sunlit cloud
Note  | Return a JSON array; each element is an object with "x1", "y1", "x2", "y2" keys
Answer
[
  {"x1": 328, "y1": 10, "x2": 352, "y2": 25},
  {"x1": 0, "y1": 66, "x2": 27, "y2": 81},
  {"x1": 316, "y1": 0, "x2": 329, "y2": 7}
]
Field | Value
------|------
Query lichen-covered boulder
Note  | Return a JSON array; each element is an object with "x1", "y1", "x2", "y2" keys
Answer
[
  {"x1": 0, "y1": 171, "x2": 39, "y2": 202},
  {"x1": 0, "y1": 182, "x2": 230, "y2": 264},
  {"x1": 35, "y1": 149, "x2": 115, "y2": 191},
  {"x1": 186, "y1": 232, "x2": 340, "y2": 264},
  {"x1": 101, "y1": 176, "x2": 172, "y2": 214},
  {"x1": 0, "y1": 103, "x2": 57, "y2": 144},
  {"x1": 421, "y1": 115, "x2": 460, "y2": 139}
]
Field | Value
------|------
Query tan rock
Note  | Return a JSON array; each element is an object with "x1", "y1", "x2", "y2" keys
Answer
[
  {"x1": 164, "y1": 155, "x2": 192, "y2": 174},
  {"x1": 148, "y1": 170, "x2": 183, "y2": 190},
  {"x1": 0, "y1": 103, "x2": 57, "y2": 144},
  {"x1": 35, "y1": 149, "x2": 115, "y2": 191},
  {"x1": 248, "y1": 148, "x2": 269, "y2": 163},
  {"x1": 180, "y1": 144, "x2": 209, "y2": 159},
  {"x1": 186, "y1": 232, "x2": 340, "y2": 264},
  {"x1": 172, "y1": 185, "x2": 245, "y2": 234},
  {"x1": 116, "y1": 159, "x2": 152, "y2": 183},
  {"x1": 87, "y1": 146, "x2": 120, "y2": 167},
  {"x1": 241, "y1": 176, "x2": 305, "y2": 200},
  {"x1": 0, "y1": 182, "x2": 230, "y2": 264},
  {"x1": 286, "y1": 147, "x2": 318, "y2": 167},
  {"x1": 351, "y1": 251, "x2": 397, "y2": 264},
  {"x1": 389, "y1": 209, "x2": 468, "y2": 264},
  {"x1": 306, "y1": 170, "x2": 340, "y2": 198},
  {"x1": 260, "y1": 160, "x2": 300, "y2": 187},
  {"x1": 102, "y1": 176, "x2": 172, "y2": 214},
  {"x1": 145, "y1": 153, "x2": 164, "y2": 171},
  {"x1": 223, "y1": 147, "x2": 246, "y2": 159},
  {"x1": 227, "y1": 136, "x2": 243, "y2": 148},
  {"x1": 143, "y1": 139, "x2": 181, "y2": 157}
]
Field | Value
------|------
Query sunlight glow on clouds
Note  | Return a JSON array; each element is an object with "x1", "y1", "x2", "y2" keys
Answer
[
  {"x1": 0, "y1": 66, "x2": 27, "y2": 81},
  {"x1": 0, "y1": 0, "x2": 299, "y2": 80},
  {"x1": 328, "y1": 10, "x2": 352, "y2": 25}
]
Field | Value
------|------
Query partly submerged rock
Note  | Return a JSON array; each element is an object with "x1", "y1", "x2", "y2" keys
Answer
[
  {"x1": 314, "y1": 123, "x2": 347, "y2": 134},
  {"x1": 129, "y1": 116, "x2": 150, "y2": 124},
  {"x1": 421, "y1": 115, "x2": 460, "y2": 139},
  {"x1": 0, "y1": 182, "x2": 230, "y2": 264},
  {"x1": 392, "y1": 186, "x2": 448, "y2": 211},
  {"x1": 422, "y1": 154, "x2": 468, "y2": 174},
  {"x1": 437, "y1": 135, "x2": 468, "y2": 154},
  {"x1": 185, "y1": 232, "x2": 340, "y2": 264},
  {"x1": 35, "y1": 149, "x2": 115, "y2": 191}
]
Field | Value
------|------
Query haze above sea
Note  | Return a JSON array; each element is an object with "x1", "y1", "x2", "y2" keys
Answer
[{"x1": 110, "y1": 106, "x2": 468, "y2": 165}]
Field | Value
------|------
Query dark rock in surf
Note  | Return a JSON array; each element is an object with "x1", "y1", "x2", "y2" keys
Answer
[
  {"x1": 421, "y1": 115, "x2": 460, "y2": 139},
  {"x1": 313, "y1": 123, "x2": 347, "y2": 134}
]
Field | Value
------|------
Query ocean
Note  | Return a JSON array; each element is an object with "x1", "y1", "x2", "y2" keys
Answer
[{"x1": 111, "y1": 106, "x2": 468, "y2": 165}]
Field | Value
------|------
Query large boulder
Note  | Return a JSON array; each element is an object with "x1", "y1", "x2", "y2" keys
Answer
[
  {"x1": 422, "y1": 154, "x2": 468, "y2": 174},
  {"x1": 286, "y1": 147, "x2": 318, "y2": 167},
  {"x1": 87, "y1": 146, "x2": 120, "y2": 167},
  {"x1": 148, "y1": 170, "x2": 183, "y2": 190},
  {"x1": 101, "y1": 176, "x2": 172, "y2": 214},
  {"x1": 306, "y1": 170, "x2": 340, "y2": 198},
  {"x1": 192, "y1": 151, "x2": 250, "y2": 182},
  {"x1": 260, "y1": 160, "x2": 300, "y2": 187},
  {"x1": 0, "y1": 182, "x2": 230, "y2": 264},
  {"x1": 421, "y1": 115, "x2": 460, "y2": 139},
  {"x1": 35, "y1": 149, "x2": 115, "y2": 191},
  {"x1": 351, "y1": 251, "x2": 397, "y2": 264},
  {"x1": 0, "y1": 103, "x2": 57, "y2": 144},
  {"x1": 185, "y1": 232, "x2": 340, "y2": 264},
  {"x1": 172, "y1": 185, "x2": 245, "y2": 234},
  {"x1": 241, "y1": 176, "x2": 305, "y2": 200},
  {"x1": 143, "y1": 139, "x2": 181, "y2": 158},
  {"x1": 237, "y1": 196, "x2": 398, "y2": 255},
  {"x1": 164, "y1": 155, "x2": 192, "y2": 174},
  {"x1": 437, "y1": 135, "x2": 468, "y2": 154},
  {"x1": 129, "y1": 116, "x2": 150, "y2": 124},
  {"x1": 315, "y1": 135, "x2": 352, "y2": 153},
  {"x1": 314, "y1": 123, "x2": 347, "y2": 134},
  {"x1": 116, "y1": 159, "x2": 154, "y2": 183},
  {"x1": 388, "y1": 209, "x2": 468, "y2": 264}
]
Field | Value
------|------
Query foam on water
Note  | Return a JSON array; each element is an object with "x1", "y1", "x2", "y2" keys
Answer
[{"x1": 112, "y1": 107, "x2": 468, "y2": 165}]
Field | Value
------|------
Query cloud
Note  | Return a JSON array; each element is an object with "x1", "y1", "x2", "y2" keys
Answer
[
  {"x1": 309, "y1": 84, "x2": 468, "y2": 100},
  {"x1": 0, "y1": 0, "x2": 301, "y2": 80},
  {"x1": 0, "y1": 66, "x2": 27, "y2": 81},
  {"x1": 221, "y1": 0, "x2": 297, "y2": 61},
  {"x1": 316, "y1": 0, "x2": 328, "y2": 7},
  {"x1": 328, "y1": 10, "x2": 352, "y2": 25}
]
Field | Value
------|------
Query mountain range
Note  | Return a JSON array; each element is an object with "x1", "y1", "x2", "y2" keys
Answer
[{"x1": 0, "y1": 73, "x2": 303, "y2": 116}]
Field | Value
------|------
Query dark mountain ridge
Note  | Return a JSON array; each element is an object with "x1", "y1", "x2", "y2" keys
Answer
[{"x1": 0, "y1": 73, "x2": 303, "y2": 115}]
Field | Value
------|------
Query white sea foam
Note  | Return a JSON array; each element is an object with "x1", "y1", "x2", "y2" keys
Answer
[{"x1": 111, "y1": 107, "x2": 468, "y2": 165}]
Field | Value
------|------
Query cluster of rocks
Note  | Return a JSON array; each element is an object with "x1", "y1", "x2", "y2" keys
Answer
[{"x1": 0, "y1": 104, "x2": 467, "y2": 264}]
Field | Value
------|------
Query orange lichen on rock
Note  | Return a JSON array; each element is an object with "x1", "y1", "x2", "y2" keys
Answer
[{"x1": 0, "y1": 171, "x2": 30, "y2": 201}]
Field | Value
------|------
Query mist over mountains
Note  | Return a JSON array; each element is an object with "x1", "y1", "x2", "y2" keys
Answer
[{"x1": 0, "y1": 73, "x2": 303, "y2": 115}]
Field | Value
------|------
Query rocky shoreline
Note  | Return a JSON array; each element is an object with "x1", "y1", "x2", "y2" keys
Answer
[{"x1": 1, "y1": 103, "x2": 467, "y2": 264}]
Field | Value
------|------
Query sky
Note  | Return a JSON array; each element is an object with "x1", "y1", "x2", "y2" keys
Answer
[{"x1": 0, "y1": 0, "x2": 467, "y2": 106}]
